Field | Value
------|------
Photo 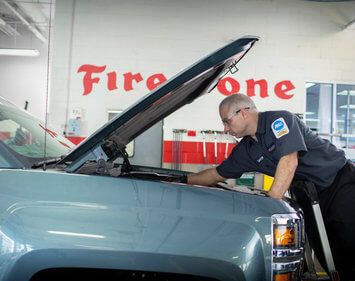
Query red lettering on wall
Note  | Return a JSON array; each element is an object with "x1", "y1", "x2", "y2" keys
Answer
[
  {"x1": 123, "y1": 72, "x2": 144, "y2": 91},
  {"x1": 217, "y1": 77, "x2": 240, "y2": 96},
  {"x1": 146, "y1": 73, "x2": 167, "y2": 91},
  {"x1": 107, "y1": 71, "x2": 118, "y2": 91},
  {"x1": 246, "y1": 79, "x2": 269, "y2": 98},
  {"x1": 78, "y1": 64, "x2": 106, "y2": 96},
  {"x1": 77, "y1": 64, "x2": 297, "y2": 101},
  {"x1": 274, "y1": 80, "x2": 295, "y2": 99}
]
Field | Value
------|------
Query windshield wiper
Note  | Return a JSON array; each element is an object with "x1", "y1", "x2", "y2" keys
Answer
[{"x1": 32, "y1": 157, "x2": 62, "y2": 168}]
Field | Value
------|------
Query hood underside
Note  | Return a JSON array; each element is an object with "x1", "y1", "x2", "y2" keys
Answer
[{"x1": 59, "y1": 36, "x2": 259, "y2": 166}]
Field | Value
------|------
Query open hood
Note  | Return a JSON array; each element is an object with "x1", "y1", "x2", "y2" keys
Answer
[{"x1": 59, "y1": 36, "x2": 259, "y2": 169}]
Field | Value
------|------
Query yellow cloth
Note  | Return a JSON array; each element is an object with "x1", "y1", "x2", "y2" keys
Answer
[{"x1": 263, "y1": 175, "x2": 274, "y2": 191}]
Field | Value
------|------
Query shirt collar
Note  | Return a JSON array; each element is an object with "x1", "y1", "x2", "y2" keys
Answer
[{"x1": 256, "y1": 112, "x2": 266, "y2": 134}]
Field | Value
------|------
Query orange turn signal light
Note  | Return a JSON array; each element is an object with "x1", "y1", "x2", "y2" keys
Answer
[
  {"x1": 273, "y1": 272, "x2": 295, "y2": 281},
  {"x1": 274, "y1": 226, "x2": 296, "y2": 247}
]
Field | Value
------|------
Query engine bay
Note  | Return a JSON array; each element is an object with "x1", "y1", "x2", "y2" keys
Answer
[{"x1": 74, "y1": 159, "x2": 266, "y2": 196}]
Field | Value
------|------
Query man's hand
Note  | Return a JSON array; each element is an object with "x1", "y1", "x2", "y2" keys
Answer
[
  {"x1": 187, "y1": 167, "x2": 226, "y2": 186},
  {"x1": 268, "y1": 152, "x2": 298, "y2": 199}
]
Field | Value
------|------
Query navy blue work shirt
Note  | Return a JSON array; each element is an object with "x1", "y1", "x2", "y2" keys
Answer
[{"x1": 216, "y1": 111, "x2": 347, "y2": 189}]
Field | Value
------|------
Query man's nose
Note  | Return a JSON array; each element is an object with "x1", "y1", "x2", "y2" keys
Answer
[{"x1": 223, "y1": 124, "x2": 230, "y2": 133}]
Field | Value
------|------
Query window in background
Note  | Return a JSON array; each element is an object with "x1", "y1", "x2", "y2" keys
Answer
[
  {"x1": 305, "y1": 82, "x2": 355, "y2": 150},
  {"x1": 335, "y1": 85, "x2": 355, "y2": 149},
  {"x1": 305, "y1": 83, "x2": 333, "y2": 141}
]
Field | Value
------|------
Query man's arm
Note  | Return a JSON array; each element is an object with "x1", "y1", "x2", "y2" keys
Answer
[
  {"x1": 187, "y1": 167, "x2": 226, "y2": 186},
  {"x1": 267, "y1": 152, "x2": 298, "y2": 199}
]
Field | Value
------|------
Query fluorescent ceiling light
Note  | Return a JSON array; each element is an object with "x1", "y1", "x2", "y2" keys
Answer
[{"x1": 0, "y1": 48, "x2": 40, "y2": 57}]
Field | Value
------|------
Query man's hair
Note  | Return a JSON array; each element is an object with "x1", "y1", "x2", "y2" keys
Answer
[{"x1": 219, "y1": 94, "x2": 257, "y2": 112}]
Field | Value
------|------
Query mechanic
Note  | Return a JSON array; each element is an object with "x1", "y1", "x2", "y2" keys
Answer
[{"x1": 187, "y1": 94, "x2": 355, "y2": 280}]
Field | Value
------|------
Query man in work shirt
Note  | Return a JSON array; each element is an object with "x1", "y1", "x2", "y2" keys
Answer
[{"x1": 187, "y1": 94, "x2": 355, "y2": 280}]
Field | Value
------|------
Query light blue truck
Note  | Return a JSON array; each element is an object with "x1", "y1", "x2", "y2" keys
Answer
[{"x1": 0, "y1": 37, "x2": 305, "y2": 281}]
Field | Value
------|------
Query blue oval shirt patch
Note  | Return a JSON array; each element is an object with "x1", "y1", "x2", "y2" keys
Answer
[
  {"x1": 271, "y1": 117, "x2": 289, "y2": 139},
  {"x1": 273, "y1": 120, "x2": 284, "y2": 131}
]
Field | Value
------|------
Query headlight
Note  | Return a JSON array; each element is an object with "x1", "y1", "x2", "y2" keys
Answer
[{"x1": 272, "y1": 213, "x2": 304, "y2": 281}]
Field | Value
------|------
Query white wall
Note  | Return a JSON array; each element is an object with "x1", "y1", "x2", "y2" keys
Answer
[
  {"x1": 0, "y1": 25, "x2": 50, "y2": 120},
  {"x1": 49, "y1": 0, "x2": 355, "y2": 139}
]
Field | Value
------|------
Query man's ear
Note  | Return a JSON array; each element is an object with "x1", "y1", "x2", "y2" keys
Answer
[{"x1": 241, "y1": 108, "x2": 248, "y2": 119}]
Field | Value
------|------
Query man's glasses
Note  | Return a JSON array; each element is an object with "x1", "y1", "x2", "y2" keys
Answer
[{"x1": 222, "y1": 107, "x2": 250, "y2": 126}]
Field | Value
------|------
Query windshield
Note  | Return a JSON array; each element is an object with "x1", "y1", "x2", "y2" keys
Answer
[{"x1": 0, "y1": 102, "x2": 73, "y2": 164}]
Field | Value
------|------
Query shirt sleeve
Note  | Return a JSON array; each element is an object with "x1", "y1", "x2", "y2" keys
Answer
[
  {"x1": 216, "y1": 145, "x2": 246, "y2": 179},
  {"x1": 270, "y1": 111, "x2": 307, "y2": 159}
]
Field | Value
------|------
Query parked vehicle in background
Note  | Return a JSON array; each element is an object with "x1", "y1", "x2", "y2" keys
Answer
[{"x1": 0, "y1": 36, "x2": 305, "y2": 281}]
